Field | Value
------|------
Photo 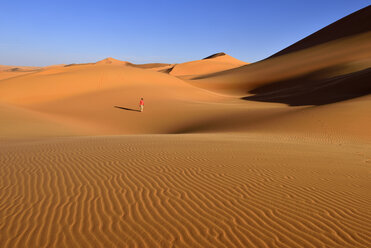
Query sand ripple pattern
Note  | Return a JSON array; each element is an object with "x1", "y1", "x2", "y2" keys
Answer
[{"x1": 0, "y1": 135, "x2": 370, "y2": 248}]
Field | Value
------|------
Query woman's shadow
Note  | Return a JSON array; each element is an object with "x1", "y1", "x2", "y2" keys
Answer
[{"x1": 114, "y1": 106, "x2": 140, "y2": 112}]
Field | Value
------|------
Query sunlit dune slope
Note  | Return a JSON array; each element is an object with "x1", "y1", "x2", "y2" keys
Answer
[
  {"x1": 169, "y1": 52, "x2": 247, "y2": 77},
  {"x1": 128, "y1": 62, "x2": 172, "y2": 69},
  {"x1": 95, "y1": 57, "x2": 131, "y2": 65},
  {"x1": 0, "y1": 62, "x2": 197, "y2": 106},
  {"x1": 96, "y1": 57, "x2": 173, "y2": 69},
  {"x1": 0, "y1": 62, "x2": 249, "y2": 135},
  {"x1": 0, "y1": 103, "x2": 81, "y2": 138},
  {"x1": 0, "y1": 61, "x2": 295, "y2": 137},
  {"x1": 0, "y1": 71, "x2": 37, "y2": 81}
]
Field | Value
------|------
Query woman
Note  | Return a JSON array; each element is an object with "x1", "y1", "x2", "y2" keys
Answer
[{"x1": 139, "y1": 98, "x2": 144, "y2": 112}]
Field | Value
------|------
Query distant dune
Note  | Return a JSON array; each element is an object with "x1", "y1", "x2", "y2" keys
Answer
[
  {"x1": 95, "y1": 57, "x2": 131, "y2": 65},
  {"x1": 0, "y1": 65, "x2": 41, "y2": 80},
  {"x1": 169, "y1": 52, "x2": 247, "y2": 77},
  {"x1": 0, "y1": 65, "x2": 41, "y2": 72},
  {"x1": 129, "y1": 62, "x2": 171, "y2": 69},
  {"x1": 0, "y1": 6, "x2": 370, "y2": 248}
]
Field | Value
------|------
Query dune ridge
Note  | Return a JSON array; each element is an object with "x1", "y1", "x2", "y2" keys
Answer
[
  {"x1": 0, "y1": 65, "x2": 41, "y2": 72},
  {"x1": 269, "y1": 5, "x2": 371, "y2": 58},
  {"x1": 169, "y1": 53, "x2": 248, "y2": 77},
  {"x1": 0, "y1": 65, "x2": 42, "y2": 80}
]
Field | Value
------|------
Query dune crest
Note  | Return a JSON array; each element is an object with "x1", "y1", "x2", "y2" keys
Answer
[
  {"x1": 203, "y1": 52, "x2": 227, "y2": 59},
  {"x1": 96, "y1": 57, "x2": 131, "y2": 65},
  {"x1": 169, "y1": 53, "x2": 248, "y2": 77},
  {"x1": 0, "y1": 65, "x2": 41, "y2": 80},
  {"x1": 270, "y1": 5, "x2": 371, "y2": 58}
]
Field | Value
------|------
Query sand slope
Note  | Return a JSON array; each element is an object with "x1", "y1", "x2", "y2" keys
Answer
[
  {"x1": 0, "y1": 62, "x2": 240, "y2": 135},
  {"x1": 95, "y1": 57, "x2": 131, "y2": 65},
  {"x1": 0, "y1": 103, "x2": 82, "y2": 138},
  {"x1": 0, "y1": 60, "x2": 286, "y2": 137}
]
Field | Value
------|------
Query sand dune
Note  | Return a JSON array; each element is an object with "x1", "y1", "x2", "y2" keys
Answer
[
  {"x1": 0, "y1": 59, "x2": 272, "y2": 136},
  {"x1": 187, "y1": 32, "x2": 371, "y2": 97},
  {"x1": 1, "y1": 6, "x2": 371, "y2": 248},
  {"x1": 0, "y1": 61, "x2": 314, "y2": 138},
  {"x1": 0, "y1": 63, "x2": 172, "y2": 105},
  {"x1": 187, "y1": 7, "x2": 371, "y2": 103},
  {"x1": 169, "y1": 52, "x2": 247, "y2": 77},
  {"x1": 95, "y1": 57, "x2": 131, "y2": 65},
  {"x1": 0, "y1": 34, "x2": 370, "y2": 139},
  {"x1": 0, "y1": 65, "x2": 41, "y2": 72},
  {"x1": 96, "y1": 57, "x2": 173, "y2": 70},
  {"x1": 128, "y1": 62, "x2": 172, "y2": 69},
  {"x1": 0, "y1": 71, "x2": 37, "y2": 81},
  {"x1": 0, "y1": 65, "x2": 41, "y2": 80}
]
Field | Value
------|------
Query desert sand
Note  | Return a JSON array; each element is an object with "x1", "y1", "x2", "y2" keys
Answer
[{"x1": 0, "y1": 6, "x2": 370, "y2": 248}]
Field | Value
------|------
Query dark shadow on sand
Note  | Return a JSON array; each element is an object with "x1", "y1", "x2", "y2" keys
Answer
[
  {"x1": 241, "y1": 68, "x2": 371, "y2": 106},
  {"x1": 114, "y1": 106, "x2": 140, "y2": 112}
]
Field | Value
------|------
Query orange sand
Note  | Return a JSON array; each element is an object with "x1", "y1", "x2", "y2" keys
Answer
[{"x1": 0, "y1": 6, "x2": 370, "y2": 248}]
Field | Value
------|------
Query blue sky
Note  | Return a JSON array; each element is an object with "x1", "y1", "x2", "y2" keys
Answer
[{"x1": 0, "y1": 0, "x2": 368, "y2": 66}]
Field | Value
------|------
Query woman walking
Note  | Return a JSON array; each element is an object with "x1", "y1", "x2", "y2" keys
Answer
[{"x1": 139, "y1": 98, "x2": 144, "y2": 112}]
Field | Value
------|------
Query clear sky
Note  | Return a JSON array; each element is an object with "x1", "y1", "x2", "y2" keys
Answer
[{"x1": 0, "y1": 0, "x2": 369, "y2": 66}]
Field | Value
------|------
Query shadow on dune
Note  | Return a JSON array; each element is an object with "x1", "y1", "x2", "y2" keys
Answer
[
  {"x1": 114, "y1": 106, "x2": 140, "y2": 112},
  {"x1": 242, "y1": 68, "x2": 371, "y2": 106}
]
